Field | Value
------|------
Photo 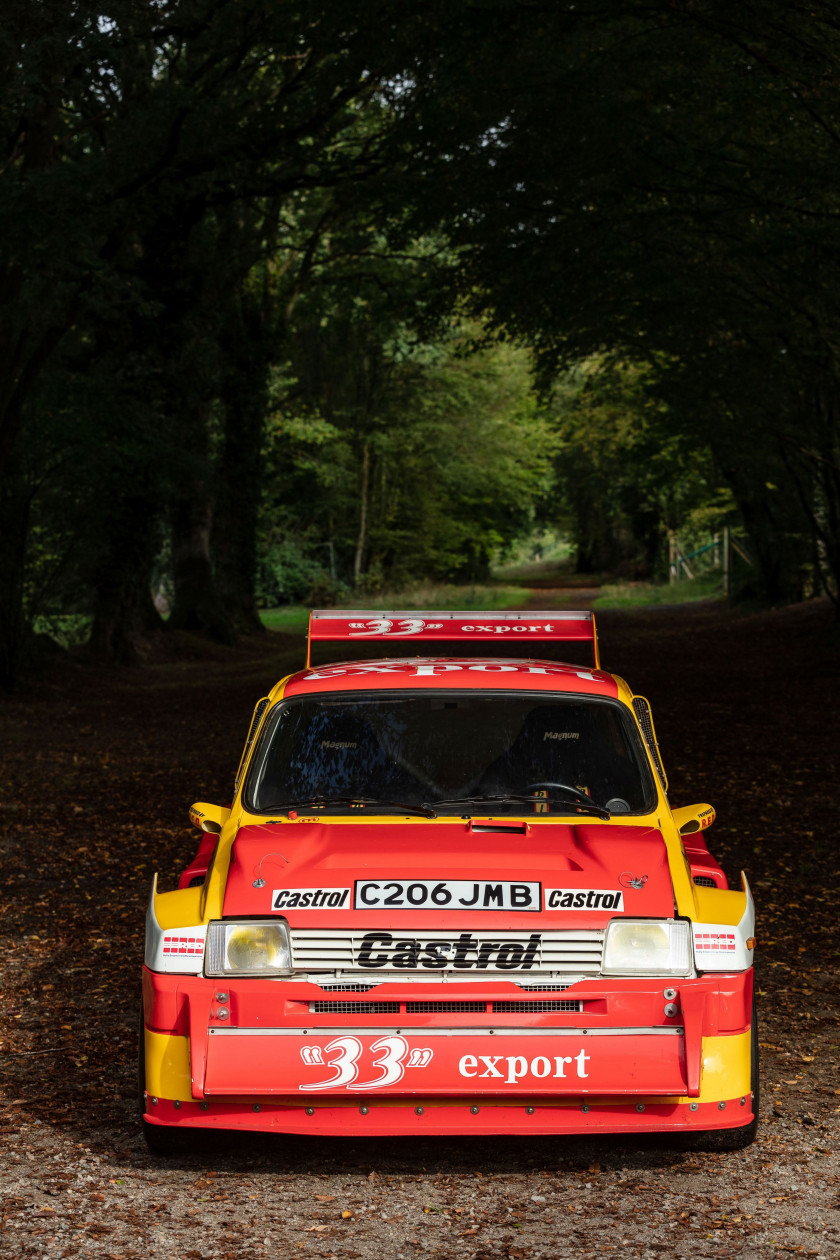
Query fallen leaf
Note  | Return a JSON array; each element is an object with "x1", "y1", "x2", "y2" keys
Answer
[
  {"x1": 341, "y1": 1210, "x2": 354, "y2": 1219},
  {"x1": 315, "y1": 1195, "x2": 336, "y2": 1202},
  {"x1": 307, "y1": 1224, "x2": 330, "y2": 1233}
]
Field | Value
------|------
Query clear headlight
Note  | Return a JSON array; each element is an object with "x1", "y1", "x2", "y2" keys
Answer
[
  {"x1": 205, "y1": 919, "x2": 291, "y2": 976},
  {"x1": 601, "y1": 919, "x2": 691, "y2": 977}
]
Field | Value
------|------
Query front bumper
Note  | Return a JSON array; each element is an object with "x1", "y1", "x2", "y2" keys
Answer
[{"x1": 141, "y1": 968, "x2": 754, "y2": 1136}]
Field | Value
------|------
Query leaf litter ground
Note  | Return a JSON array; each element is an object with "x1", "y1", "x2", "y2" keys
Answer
[{"x1": 0, "y1": 600, "x2": 838, "y2": 1259}]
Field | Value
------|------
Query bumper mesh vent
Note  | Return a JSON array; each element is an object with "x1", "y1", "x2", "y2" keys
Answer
[
  {"x1": 317, "y1": 983, "x2": 378, "y2": 992},
  {"x1": 692, "y1": 875, "x2": 717, "y2": 888},
  {"x1": 515, "y1": 982, "x2": 573, "y2": 992},
  {"x1": 405, "y1": 1001, "x2": 486, "y2": 1013},
  {"x1": 492, "y1": 999, "x2": 583, "y2": 1013},
  {"x1": 310, "y1": 1001, "x2": 400, "y2": 1014}
]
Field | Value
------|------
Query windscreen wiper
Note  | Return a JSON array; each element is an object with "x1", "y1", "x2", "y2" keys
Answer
[
  {"x1": 275, "y1": 796, "x2": 437, "y2": 819},
  {"x1": 425, "y1": 793, "x2": 611, "y2": 820}
]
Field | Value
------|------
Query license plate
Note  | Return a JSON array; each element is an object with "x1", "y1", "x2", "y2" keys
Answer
[{"x1": 354, "y1": 879, "x2": 541, "y2": 911}]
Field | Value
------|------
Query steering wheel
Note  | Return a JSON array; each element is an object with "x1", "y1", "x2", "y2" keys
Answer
[{"x1": 526, "y1": 781, "x2": 594, "y2": 807}]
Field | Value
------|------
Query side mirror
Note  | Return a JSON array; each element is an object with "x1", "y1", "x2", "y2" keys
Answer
[
  {"x1": 672, "y1": 803, "x2": 715, "y2": 835},
  {"x1": 189, "y1": 801, "x2": 231, "y2": 834}
]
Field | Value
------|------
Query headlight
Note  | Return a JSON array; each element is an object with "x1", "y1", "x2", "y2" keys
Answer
[
  {"x1": 602, "y1": 919, "x2": 691, "y2": 976},
  {"x1": 205, "y1": 919, "x2": 291, "y2": 976}
]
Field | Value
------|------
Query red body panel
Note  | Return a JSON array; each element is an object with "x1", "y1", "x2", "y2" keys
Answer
[
  {"x1": 143, "y1": 1094, "x2": 754, "y2": 1138},
  {"x1": 222, "y1": 820, "x2": 674, "y2": 923},
  {"x1": 683, "y1": 833, "x2": 729, "y2": 890},
  {"x1": 142, "y1": 969, "x2": 753, "y2": 1042},
  {"x1": 281, "y1": 657, "x2": 618, "y2": 698},
  {"x1": 203, "y1": 1030, "x2": 689, "y2": 1097},
  {"x1": 143, "y1": 966, "x2": 753, "y2": 1123},
  {"x1": 178, "y1": 832, "x2": 217, "y2": 890}
]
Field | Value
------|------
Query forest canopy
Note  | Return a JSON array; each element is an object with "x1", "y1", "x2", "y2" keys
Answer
[{"x1": 2, "y1": 0, "x2": 838, "y2": 686}]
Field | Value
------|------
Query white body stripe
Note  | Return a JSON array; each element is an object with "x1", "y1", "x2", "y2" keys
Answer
[
  {"x1": 691, "y1": 876, "x2": 755, "y2": 971},
  {"x1": 144, "y1": 874, "x2": 206, "y2": 974}
]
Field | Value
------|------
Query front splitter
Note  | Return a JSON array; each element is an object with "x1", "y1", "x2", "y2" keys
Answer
[{"x1": 143, "y1": 1093, "x2": 754, "y2": 1137}]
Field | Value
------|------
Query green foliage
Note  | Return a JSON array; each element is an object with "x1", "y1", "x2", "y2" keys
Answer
[
  {"x1": 256, "y1": 539, "x2": 344, "y2": 609},
  {"x1": 257, "y1": 582, "x2": 527, "y2": 637},
  {"x1": 261, "y1": 321, "x2": 555, "y2": 591},
  {"x1": 400, "y1": 0, "x2": 840, "y2": 607},
  {"x1": 338, "y1": 583, "x2": 527, "y2": 612},
  {"x1": 548, "y1": 358, "x2": 733, "y2": 578},
  {"x1": 4, "y1": 0, "x2": 837, "y2": 685},
  {"x1": 595, "y1": 574, "x2": 724, "y2": 611}
]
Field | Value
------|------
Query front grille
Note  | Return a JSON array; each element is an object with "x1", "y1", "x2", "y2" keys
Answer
[
  {"x1": 693, "y1": 875, "x2": 717, "y2": 887},
  {"x1": 291, "y1": 928, "x2": 604, "y2": 975},
  {"x1": 492, "y1": 1000, "x2": 582, "y2": 1013},
  {"x1": 310, "y1": 1001, "x2": 400, "y2": 1014},
  {"x1": 405, "y1": 1001, "x2": 486, "y2": 1013}
]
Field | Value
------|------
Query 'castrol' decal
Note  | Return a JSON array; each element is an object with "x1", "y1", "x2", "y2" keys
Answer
[
  {"x1": 273, "y1": 887, "x2": 350, "y2": 909},
  {"x1": 298, "y1": 1035, "x2": 433, "y2": 1090},
  {"x1": 545, "y1": 888, "x2": 624, "y2": 911},
  {"x1": 355, "y1": 880, "x2": 540, "y2": 911},
  {"x1": 356, "y1": 931, "x2": 541, "y2": 969}
]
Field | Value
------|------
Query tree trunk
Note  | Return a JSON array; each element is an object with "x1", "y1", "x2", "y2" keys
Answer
[
  {"x1": 168, "y1": 489, "x2": 238, "y2": 645},
  {"x1": 0, "y1": 474, "x2": 33, "y2": 690},
  {"x1": 89, "y1": 495, "x2": 164, "y2": 664},
  {"x1": 211, "y1": 354, "x2": 268, "y2": 637},
  {"x1": 354, "y1": 439, "x2": 371, "y2": 586}
]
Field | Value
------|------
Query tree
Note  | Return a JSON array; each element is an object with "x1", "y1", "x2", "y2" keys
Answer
[
  {"x1": 397, "y1": 0, "x2": 840, "y2": 606},
  {"x1": 0, "y1": 0, "x2": 471, "y2": 681}
]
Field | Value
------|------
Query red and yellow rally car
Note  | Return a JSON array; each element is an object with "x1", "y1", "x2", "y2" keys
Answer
[{"x1": 141, "y1": 611, "x2": 757, "y2": 1151}]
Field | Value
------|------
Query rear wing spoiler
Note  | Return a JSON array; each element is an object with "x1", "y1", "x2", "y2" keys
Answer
[{"x1": 306, "y1": 610, "x2": 600, "y2": 669}]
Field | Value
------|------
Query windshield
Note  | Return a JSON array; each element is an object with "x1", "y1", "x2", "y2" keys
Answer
[{"x1": 244, "y1": 691, "x2": 656, "y2": 816}]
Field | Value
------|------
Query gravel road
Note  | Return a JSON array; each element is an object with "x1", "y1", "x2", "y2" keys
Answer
[{"x1": 1, "y1": 600, "x2": 838, "y2": 1259}]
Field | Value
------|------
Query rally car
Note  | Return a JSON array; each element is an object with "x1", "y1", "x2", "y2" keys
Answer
[{"x1": 141, "y1": 610, "x2": 757, "y2": 1152}]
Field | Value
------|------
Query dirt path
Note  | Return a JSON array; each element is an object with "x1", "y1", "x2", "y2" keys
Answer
[{"x1": 1, "y1": 603, "x2": 839, "y2": 1259}]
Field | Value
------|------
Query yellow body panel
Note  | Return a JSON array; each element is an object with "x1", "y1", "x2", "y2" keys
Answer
[
  {"x1": 144, "y1": 1030, "x2": 193, "y2": 1101},
  {"x1": 692, "y1": 883, "x2": 751, "y2": 927},
  {"x1": 153, "y1": 886, "x2": 204, "y2": 931},
  {"x1": 695, "y1": 1031, "x2": 752, "y2": 1102}
]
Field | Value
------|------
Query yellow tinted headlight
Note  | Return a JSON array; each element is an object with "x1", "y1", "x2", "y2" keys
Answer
[
  {"x1": 602, "y1": 919, "x2": 690, "y2": 976},
  {"x1": 205, "y1": 919, "x2": 291, "y2": 976}
]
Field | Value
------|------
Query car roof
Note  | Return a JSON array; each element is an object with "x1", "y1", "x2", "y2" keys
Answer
[{"x1": 273, "y1": 656, "x2": 621, "y2": 701}]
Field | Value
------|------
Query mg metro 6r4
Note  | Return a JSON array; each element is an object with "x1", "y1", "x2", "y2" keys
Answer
[{"x1": 141, "y1": 611, "x2": 757, "y2": 1151}]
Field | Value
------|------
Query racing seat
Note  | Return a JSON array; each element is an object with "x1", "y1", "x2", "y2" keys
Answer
[
  {"x1": 264, "y1": 709, "x2": 421, "y2": 801},
  {"x1": 476, "y1": 703, "x2": 641, "y2": 808}
]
